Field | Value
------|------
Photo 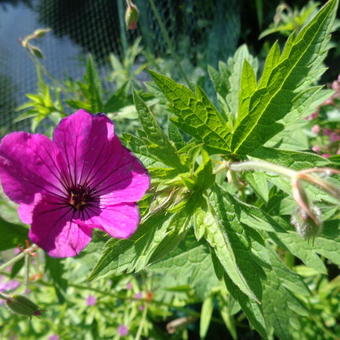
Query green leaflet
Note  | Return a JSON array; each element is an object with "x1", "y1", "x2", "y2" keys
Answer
[
  {"x1": 231, "y1": 0, "x2": 338, "y2": 155},
  {"x1": 222, "y1": 272, "x2": 268, "y2": 339},
  {"x1": 226, "y1": 45, "x2": 258, "y2": 116},
  {"x1": 88, "y1": 194, "x2": 199, "y2": 281},
  {"x1": 238, "y1": 60, "x2": 257, "y2": 122},
  {"x1": 249, "y1": 234, "x2": 309, "y2": 339},
  {"x1": 236, "y1": 200, "x2": 328, "y2": 274},
  {"x1": 133, "y1": 91, "x2": 185, "y2": 170},
  {"x1": 84, "y1": 55, "x2": 103, "y2": 112},
  {"x1": 203, "y1": 186, "x2": 265, "y2": 302},
  {"x1": 148, "y1": 235, "x2": 220, "y2": 300},
  {"x1": 88, "y1": 211, "x2": 171, "y2": 280},
  {"x1": 0, "y1": 217, "x2": 28, "y2": 251},
  {"x1": 258, "y1": 42, "x2": 281, "y2": 88},
  {"x1": 200, "y1": 295, "x2": 214, "y2": 338},
  {"x1": 149, "y1": 70, "x2": 231, "y2": 154},
  {"x1": 249, "y1": 147, "x2": 335, "y2": 169},
  {"x1": 45, "y1": 257, "x2": 68, "y2": 303}
]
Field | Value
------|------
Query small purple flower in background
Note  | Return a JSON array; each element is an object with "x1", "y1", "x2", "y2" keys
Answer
[
  {"x1": 311, "y1": 125, "x2": 320, "y2": 134},
  {"x1": 322, "y1": 153, "x2": 331, "y2": 158},
  {"x1": 126, "y1": 282, "x2": 133, "y2": 290},
  {"x1": 0, "y1": 110, "x2": 150, "y2": 258},
  {"x1": 118, "y1": 324, "x2": 129, "y2": 336},
  {"x1": 312, "y1": 146, "x2": 321, "y2": 153},
  {"x1": 86, "y1": 295, "x2": 97, "y2": 306},
  {"x1": 0, "y1": 276, "x2": 20, "y2": 305},
  {"x1": 323, "y1": 128, "x2": 332, "y2": 136},
  {"x1": 134, "y1": 292, "x2": 143, "y2": 299},
  {"x1": 330, "y1": 132, "x2": 340, "y2": 142},
  {"x1": 48, "y1": 335, "x2": 60, "y2": 340}
]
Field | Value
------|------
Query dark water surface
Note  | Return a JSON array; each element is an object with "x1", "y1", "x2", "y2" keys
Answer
[{"x1": 0, "y1": 0, "x2": 121, "y2": 133}]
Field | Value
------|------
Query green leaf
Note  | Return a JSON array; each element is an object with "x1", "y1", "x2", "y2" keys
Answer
[
  {"x1": 204, "y1": 187, "x2": 264, "y2": 302},
  {"x1": 231, "y1": 0, "x2": 338, "y2": 155},
  {"x1": 200, "y1": 295, "x2": 214, "y2": 338},
  {"x1": 208, "y1": 61, "x2": 230, "y2": 99},
  {"x1": 233, "y1": 199, "x2": 328, "y2": 274},
  {"x1": 0, "y1": 217, "x2": 28, "y2": 251},
  {"x1": 258, "y1": 42, "x2": 281, "y2": 88},
  {"x1": 88, "y1": 211, "x2": 171, "y2": 280},
  {"x1": 261, "y1": 269, "x2": 307, "y2": 340},
  {"x1": 84, "y1": 55, "x2": 103, "y2": 112},
  {"x1": 226, "y1": 45, "x2": 258, "y2": 116},
  {"x1": 168, "y1": 122, "x2": 185, "y2": 149},
  {"x1": 245, "y1": 171, "x2": 269, "y2": 202},
  {"x1": 148, "y1": 235, "x2": 220, "y2": 300},
  {"x1": 222, "y1": 272, "x2": 268, "y2": 338},
  {"x1": 104, "y1": 83, "x2": 131, "y2": 112},
  {"x1": 133, "y1": 91, "x2": 184, "y2": 170},
  {"x1": 250, "y1": 147, "x2": 335, "y2": 169},
  {"x1": 149, "y1": 70, "x2": 231, "y2": 154},
  {"x1": 238, "y1": 60, "x2": 257, "y2": 122},
  {"x1": 45, "y1": 257, "x2": 68, "y2": 303}
]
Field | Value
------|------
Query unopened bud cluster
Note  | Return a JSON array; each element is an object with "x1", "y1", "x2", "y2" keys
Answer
[{"x1": 21, "y1": 28, "x2": 51, "y2": 59}]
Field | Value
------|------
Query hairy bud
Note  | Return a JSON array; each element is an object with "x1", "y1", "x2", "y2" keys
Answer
[
  {"x1": 125, "y1": 2, "x2": 139, "y2": 30},
  {"x1": 291, "y1": 206, "x2": 322, "y2": 240},
  {"x1": 6, "y1": 295, "x2": 42, "y2": 317}
]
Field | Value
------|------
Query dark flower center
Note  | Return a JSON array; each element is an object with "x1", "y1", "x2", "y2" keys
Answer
[{"x1": 67, "y1": 184, "x2": 94, "y2": 211}]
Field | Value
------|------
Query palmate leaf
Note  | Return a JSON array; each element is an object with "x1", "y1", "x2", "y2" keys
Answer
[
  {"x1": 235, "y1": 198, "x2": 339, "y2": 274},
  {"x1": 133, "y1": 91, "x2": 185, "y2": 171},
  {"x1": 88, "y1": 211, "x2": 171, "y2": 280},
  {"x1": 202, "y1": 186, "x2": 265, "y2": 302},
  {"x1": 148, "y1": 70, "x2": 231, "y2": 154},
  {"x1": 88, "y1": 195, "x2": 199, "y2": 281},
  {"x1": 148, "y1": 234, "x2": 220, "y2": 300},
  {"x1": 231, "y1": 0, "x2": 338, "y2": 155}
]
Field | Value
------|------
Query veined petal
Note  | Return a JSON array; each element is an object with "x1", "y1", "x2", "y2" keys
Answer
[
  {"x1": 77, "y1": 203, "x2": 140, "y2": 239},
  {"x1": 29, "y1": 196, "x2": 92, "y2": 258},
  {"x1": 95, "y1": 149, "x2": 150, "y2": 204},
  {"x1": 0, "y1": 132, "x2": 67, "y2": 205},
  {"x1": 53, "y1": 110, "x2": 118, "y2": 186}
]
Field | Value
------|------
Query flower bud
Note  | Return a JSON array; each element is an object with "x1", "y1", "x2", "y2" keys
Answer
[
  {"x1": 33, "y1": 28, "x2": 51, "y2": 39},
  {"x1": 28, "y1": 45, "x2": 44, "y2": 59},
  {"x1": 291, "y1": 206, "x2": 322, "y2": 240},
  {"x1": 6, "y1": 295, "x2": 42, "y2": 317},
  {"x1": 125, "y1": 2, "x2": 139, "y2": 30}
]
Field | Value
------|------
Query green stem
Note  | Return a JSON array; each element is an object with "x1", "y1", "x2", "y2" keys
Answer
[
  {"x1": 0, "y1": 292, "x2": 9, "y2": 300},
  {"x1": 147, "y1": 0, "x2": 193, "y2": 90},
  {"x1": 24, "y1": 253, "x2": 30, "y2": 293},
  {"x1": 0, "y1": 245, "x2": 37, "y2": 273},
  {"x1": 134, "y1": 303, "x2": 147, "y2": 340},
  {"x1": 230, "y1": 160, "x2": 297, "y2": 178}
]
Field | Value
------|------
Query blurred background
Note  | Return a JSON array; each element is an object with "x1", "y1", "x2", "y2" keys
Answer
[{"x1": 0, "y1": 0, "x2": 339, "y2": 134}]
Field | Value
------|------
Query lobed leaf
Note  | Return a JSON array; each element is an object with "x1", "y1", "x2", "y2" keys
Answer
[
  {"x1": 149, "y1": 70, "x2": 231, "y2": 154},
  {"x1": 231, "y1": 0, "x2": 338, "y2": 155}
]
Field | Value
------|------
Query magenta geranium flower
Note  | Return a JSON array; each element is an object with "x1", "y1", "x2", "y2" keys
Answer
[{"x1": 0, "y1": 110, "x2": 149, "y2": 258}]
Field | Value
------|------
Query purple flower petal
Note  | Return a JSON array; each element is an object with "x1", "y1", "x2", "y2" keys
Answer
[
  {"x1": 118, "y1": 325, "x2": 129, "y2": 336},
  {"x1": 53, "y1": 110, "x2": 116, "y2": 186},
  {"x1": 0, "y1": 132, "x2": 66, "y2": 205},
  {"x1": 29, "y1": 195, "x2": 92, "y2": 257},
  {"x1": 86, "y1": 295, "x2": 97, "y2": 306},
  {"x1": 0, "y1": 110, "x2": 149, "y2": 258},
  {"x1": 77, "y1": 203, "x2": 140, "y2": 239}
]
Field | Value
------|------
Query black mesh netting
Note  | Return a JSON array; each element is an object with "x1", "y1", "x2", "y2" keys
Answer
[{"x1": 0, "y1": 0, "x2": 241, "y2": 133}]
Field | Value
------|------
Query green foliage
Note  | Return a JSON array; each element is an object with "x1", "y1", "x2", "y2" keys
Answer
[
  {"x1": 1, "y1": 1, "x2": 340, "y2": 339},
  {"x1": 0, "y1": 217, "x2": 28, "y2": 251},
  {"x1": 259, "y1": 1, "x2": 321, "y2": 39}
]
